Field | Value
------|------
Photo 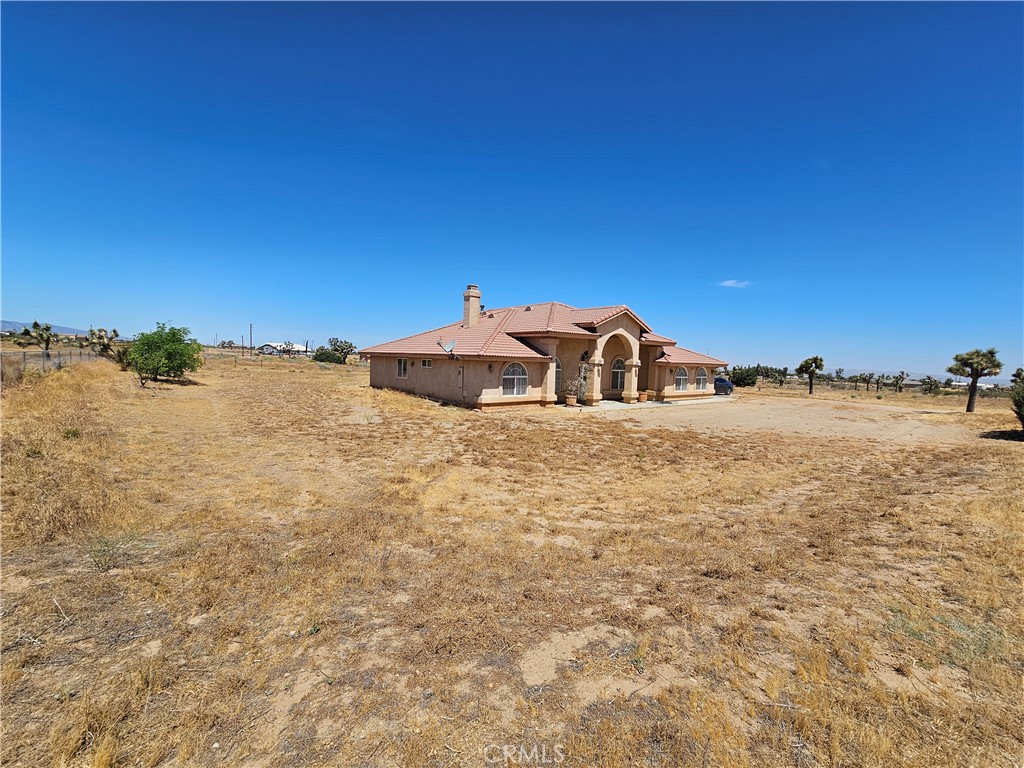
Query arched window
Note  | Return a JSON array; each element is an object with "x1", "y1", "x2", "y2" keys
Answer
[
  {"x1": 695, "y1": 367, "x2": 708, "y2": 391},
  {"x1": 611, "y1": 358, "x2": 626, "y2": 390},
  {"x1": 555, "y1": 358, "x2": 562, "y2": 393},
  {"x1": 674, "y1": 367, "x2": 689, "y2": 392},
  {"x1": 502, "y1": 362, "x2": 528, "y2": 396}
]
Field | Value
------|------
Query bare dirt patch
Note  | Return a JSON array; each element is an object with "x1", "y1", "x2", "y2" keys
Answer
[{"x1": 592, "y1": 392, "x2": 972, "y2": 443}]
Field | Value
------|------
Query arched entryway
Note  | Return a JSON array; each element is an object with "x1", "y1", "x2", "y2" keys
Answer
[{"x1": 600, "y1": 334, "x2": 631, "y2": 400}]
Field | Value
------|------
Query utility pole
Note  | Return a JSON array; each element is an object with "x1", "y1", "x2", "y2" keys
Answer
[{"x1": 249, "y1": 324, "x2": 253, "y2": 357}]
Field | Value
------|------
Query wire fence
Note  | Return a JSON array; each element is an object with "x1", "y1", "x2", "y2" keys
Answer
[{"x1": 1, "y1": 349, "x2": 99, "y2": 372}]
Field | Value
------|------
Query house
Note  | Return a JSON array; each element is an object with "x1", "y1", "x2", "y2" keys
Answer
[
  {"x1": 257, "y1": 342, "x2": 309, "y2": 356},
  {"x1": 360, "y1": 284, "x2": 727, "y2": 409}
]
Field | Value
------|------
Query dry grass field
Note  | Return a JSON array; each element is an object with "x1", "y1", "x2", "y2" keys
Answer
[{"x1": 2, "y1": 358, "x2": 1021, "y2": 767}]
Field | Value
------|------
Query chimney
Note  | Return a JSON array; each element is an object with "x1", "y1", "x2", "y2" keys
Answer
[{"x1": 463, "y1": 284, "x2": 481, "y2": 327}]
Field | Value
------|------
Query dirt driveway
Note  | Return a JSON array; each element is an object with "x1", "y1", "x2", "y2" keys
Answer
[{"x1": 588, "y1": 393, "x2": 972, "y2": 443}]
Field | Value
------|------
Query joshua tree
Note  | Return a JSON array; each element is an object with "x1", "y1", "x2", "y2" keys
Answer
[
  {"x1": 862, "y1": 372, "x2": 875, "y2": 392},
  {"x1": 1011, "y1": 367, "x2": 1024, "y2": 387},
  {"x1": 875, "y1": 373, "x2": 888, "y2": 392},
  {"x1": 892, "y1": 371, "x2": 907, "y2": 393},
  {"x1": 777, "y1": 366, "x2": 789, "y2": 387},
  {"x1": 327, "y1": 338, "x2": 357, "y2": 364},
  {"x1": 14, "y1": 321, "x2": 58, "y2": 358},
  {"x1": 920, "y1": 375, "x2": 941, "y2": 394},
  {"x1": 796, "y1": 356, "x2": 824, "y2": 395},
  {"x1": 1012, "y1": 382, "x2": 1024, "y2": 431},
  {"x1": 947, "y1": 348, "x2": 1003, "y2": 413},
  {"x1": 86, "y1": 327, "x2": 120, "y2": 361}
]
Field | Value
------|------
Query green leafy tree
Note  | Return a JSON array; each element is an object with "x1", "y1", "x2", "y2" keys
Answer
[
  {"x1": 795, "y1": 356, "x2": 824, "y2": 395},
  {"x1": 312, "y1": 347, "x2": 345, "y2": 364},
  {"x1": 947, "y1": 348, "x2": 1003, "y2": 413},
  {"x1": 127, "y1": 323, "x2": 203, "y2": 387},
  {"x1": 14, "y1": 321, "x2": 58, "y2": 358},
  {"x1": 327, "y1": 338, "x2": 356, "y2": 364}
]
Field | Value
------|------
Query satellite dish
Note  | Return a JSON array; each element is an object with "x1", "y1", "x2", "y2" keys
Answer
[{"x1": 442, "y1": 340, "x2": 457, "y2": 354}]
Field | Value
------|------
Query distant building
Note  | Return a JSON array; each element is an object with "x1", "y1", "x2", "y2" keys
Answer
[
  {"x1": 950, "y1": 381, "x2": 994, "y2": 390},
  {"x1": 360, "y1": 284, "x2": 727, "y2": 410},
  {"x1": 257, "y1": 342, "x2": 309, "y2": 357}
]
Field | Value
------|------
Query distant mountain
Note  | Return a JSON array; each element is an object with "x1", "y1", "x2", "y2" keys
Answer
[{"x1": 1, "y1": 320, "x2": 90, "y2": 336}]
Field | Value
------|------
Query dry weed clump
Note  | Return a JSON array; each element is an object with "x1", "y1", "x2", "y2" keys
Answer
[
  {"x1": 1, "y1": 358, "x2": 1021, "y2": 767},
  {"x1": 1, "y1": 363, "x2": 145, "y2": 543}
]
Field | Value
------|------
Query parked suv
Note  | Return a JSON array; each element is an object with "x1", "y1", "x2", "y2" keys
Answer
[{"x1": 714, "y1": 377, "x2": 734, "y2": 395}]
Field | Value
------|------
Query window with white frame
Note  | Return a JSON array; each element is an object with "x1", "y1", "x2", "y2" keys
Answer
[
  {"x1": 421, "y1": 359, "x2": 432, "y2": 368},
  {"x1": 611, "y1": 358, "x2": 626, "y2": 390},
  {"x1": 696, "y1": 367, "x2": 708, "y2": 391},
  {"x1": 502, "y1": 362, "x2": 528, "y2": 396},
  {"x1": 555, "y1": 358, "x2": 562, "y2": 393},
  {"x1": 674, "y1": 367, "x2": 689, "y2": 391},
  {"x1": 397, "y1": 358, "x2": 408, "y2": 379}
]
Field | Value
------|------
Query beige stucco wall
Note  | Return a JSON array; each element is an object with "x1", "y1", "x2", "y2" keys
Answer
[
  {"x1": 369, "y1": 355, "x2": 553, "y2": 408},
  {"x1": 650, "y1": 364, "x2": 716, "y2": 401}
]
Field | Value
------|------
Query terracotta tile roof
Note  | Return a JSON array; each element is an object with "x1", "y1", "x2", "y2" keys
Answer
[
  {"x1": 640, "y1": 331, "x2": 676, "y2": 345},
  {"x1": 361, "y1": 301, "x2": 666, "y2": 359},
  {"x1": 360, "y1": 308, "x2": 549, "y2": 359},
  {"x1": 504, "y1": 302, "x2": 600, "y2": 337},
  {"x1": 654, "y1": 346, "x2": 727, "y2": 367}
]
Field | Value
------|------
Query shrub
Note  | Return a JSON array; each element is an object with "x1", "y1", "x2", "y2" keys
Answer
[
  {"x1": 127, "y1": 323, "x2": 203, "y2": 386},
  {"x1": 312, "y1": 347, "x2": 346, "y2": 365},
  {"x1": 113, "y1": 345, "x2": 133, "y2": 371},
  {"x1": 1, "y1": 357, "x2": 26, "y2": 388},
  {"x1": 1012, "y1": 383, "x2": 1024, "y2": 431},
  {"x1": 729, "y1": 366, "x2": 759, "y2": 387}
]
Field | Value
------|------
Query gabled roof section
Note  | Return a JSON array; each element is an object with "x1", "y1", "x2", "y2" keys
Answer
[
  {"x1": 640, "y1": 331, "x2": 676, "y2": 345},
  {"x1": 654, "y1": 346, "x2": 728, "y2": 367},
  {"x1": 567, "y1": 305, "x2": 652, "y2": 332}
]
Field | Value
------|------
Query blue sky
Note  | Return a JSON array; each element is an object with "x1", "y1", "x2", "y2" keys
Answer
[{"x1": 2, "y1": 2, "x2": 1021, "y2": 376}]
